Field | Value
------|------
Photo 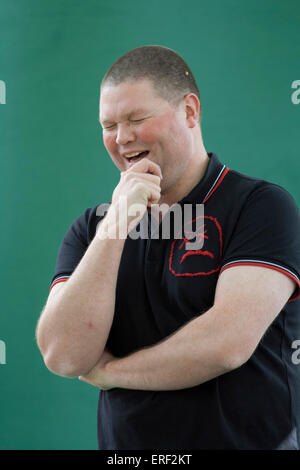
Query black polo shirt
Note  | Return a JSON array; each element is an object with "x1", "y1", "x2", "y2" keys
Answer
[{"x1": 50, "y1": 152, "x2": 300, "y2": 450}]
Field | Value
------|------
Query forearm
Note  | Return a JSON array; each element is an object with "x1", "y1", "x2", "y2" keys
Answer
[
  {"x1": 37, "y1": 206, "x2": 126, "y2": 376},
  {"x1": 104, "y1": 309, "x2": 238, "y2": 391}
]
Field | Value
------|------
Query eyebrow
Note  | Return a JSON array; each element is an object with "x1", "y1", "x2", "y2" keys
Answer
[{"x1": 99, "y1": 108, "x2": 148, "y2": 125}]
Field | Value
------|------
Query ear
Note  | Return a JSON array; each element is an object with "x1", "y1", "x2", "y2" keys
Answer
[{"x1": 183, "y1": 93, "x2": 200, "y2": 128}]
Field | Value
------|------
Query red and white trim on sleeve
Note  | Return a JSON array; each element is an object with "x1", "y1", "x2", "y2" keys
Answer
[
  {"x1": 49, "y1": 275, "x2": 70, "y2": 292},
  {"x1": 219, "y1": 260, "x2": 300, "y2": 302}
]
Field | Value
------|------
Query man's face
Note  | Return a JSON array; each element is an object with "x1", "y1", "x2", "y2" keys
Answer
[{"x1": 99, "y1": 79, "x2": 194, "y2": 194}]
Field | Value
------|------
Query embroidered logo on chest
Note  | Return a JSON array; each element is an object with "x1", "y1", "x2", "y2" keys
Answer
[{"x1": 169, "y1": 215, "x2": 223, "y2": 276}]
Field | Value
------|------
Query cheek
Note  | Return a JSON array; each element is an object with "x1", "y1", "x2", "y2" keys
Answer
[
  {"x1": 138, "y1": 125, "x2": 157, "y2": 144},
  {"x1": 103, "y1": 133, "x2": 116, "y2": 152},
  {"x1": 102, "y1": 132, "x2": 126, "y2": 171},
  {"x1": 140, "y1": 114, "x2": 172, "y2": 144}
]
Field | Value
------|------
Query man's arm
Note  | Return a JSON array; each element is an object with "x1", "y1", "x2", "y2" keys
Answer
[
  {"x1": 36, "y1": 206, "x2": 126, "y2": 378},
  {"x1": 36, "y1": 158, "x2": 162, "y2": 378},
  {"x1": 80, "y1": 265, "x2": 295, "y2": 390}
]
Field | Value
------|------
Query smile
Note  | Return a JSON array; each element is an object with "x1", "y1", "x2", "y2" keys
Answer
[{"x1": 125, "y1": 150, "x2": 149, "y2": 164}]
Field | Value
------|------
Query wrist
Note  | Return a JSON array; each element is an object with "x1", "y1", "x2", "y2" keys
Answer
[{"x1": 104, "y1": 357, "x2": 122, "y2": 389}]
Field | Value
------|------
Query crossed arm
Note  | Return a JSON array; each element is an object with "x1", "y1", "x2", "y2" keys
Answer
[{"x1": 78, "y1": 265, "x2": 296, "y2": 391}]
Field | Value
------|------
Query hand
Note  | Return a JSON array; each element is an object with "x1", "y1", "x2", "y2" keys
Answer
[
  {"x1": 111, "y1": 158, "x2": 163, "y2": 231},
  {"x1": 78, "y1": 349, "x2": 117, "y2": 390}
]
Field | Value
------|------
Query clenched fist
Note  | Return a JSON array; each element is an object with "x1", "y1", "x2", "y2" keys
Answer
[{"x1": 98, "y1": 158, "x2": 163, "y2": 238}]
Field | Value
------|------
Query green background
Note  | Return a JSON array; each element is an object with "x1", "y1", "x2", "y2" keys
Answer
[{"x1": 0, "y1": 0, "x2": 299, "y2": 450}]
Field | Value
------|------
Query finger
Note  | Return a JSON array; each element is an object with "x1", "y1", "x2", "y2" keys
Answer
[
  {"x1": 147, "y1": 182, "x2": 161, "y2": 199},
  {"x1": 147, "y1": 187, "x2": 161, "y2": 205},
  {"x1": 134, "y1": 180, "x2": 161, "y2": 195},
  {"x1": 127, "y1": 158, "x2": 163, "y2": 179},
  {"x1": 132, "y1": 182, "x2": 161, "y2": 204},
  {"x1": 124, "y1": 171, "x2": 162, "y2": 186}
]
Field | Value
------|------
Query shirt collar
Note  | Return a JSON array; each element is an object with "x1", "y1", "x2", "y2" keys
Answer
[{"x1": 180, "y1": 152, "x2": 229, "y2": 205}]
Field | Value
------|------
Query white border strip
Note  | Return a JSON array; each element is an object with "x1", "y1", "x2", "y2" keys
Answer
[
  {"x1": 50, "y1": 274, "x2": 70, "y2": 288},
  {"x1": 202, "y1": 165, "x2": 226, "y2": 202},
  {"x1": 221, "y1": 259, "x2": 300, "y2": 283}
]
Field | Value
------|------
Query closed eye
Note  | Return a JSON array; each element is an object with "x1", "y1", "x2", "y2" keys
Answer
[
  {"x1": 130, "y1": 118, "x2": 146, "y2": 123},
  {"x1": 102, "y1": 117, "x2": 148, "y2": 129}
]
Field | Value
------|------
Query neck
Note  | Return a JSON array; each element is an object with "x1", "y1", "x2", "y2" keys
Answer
[
  {"x1": 149, "y1": 151, "x2": 209, "y2": 224},
  {"x1": 160, "y1": 151, "x2": 209, "y2": 207}
]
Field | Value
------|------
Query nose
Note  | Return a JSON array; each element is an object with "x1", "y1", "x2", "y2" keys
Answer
[{"x1": 116, "y1": 123, "x2": 136, "y2": 145}]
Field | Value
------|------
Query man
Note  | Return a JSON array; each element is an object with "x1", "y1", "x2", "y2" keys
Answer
[{"x1": 36, "y1": 46, "x2": 300, "y2": 450}]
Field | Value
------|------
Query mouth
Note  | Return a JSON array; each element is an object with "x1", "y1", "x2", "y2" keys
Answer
[{"x1": 124, "y1": 150, "x2": 150, "y2": 166}]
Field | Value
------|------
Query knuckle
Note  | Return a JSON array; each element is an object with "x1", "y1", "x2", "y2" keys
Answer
[
  {"x1": 151, "y1": 174, "x2": 161, "y2": 184},
  {"x1": 135, "y1": 182, "x2": 145, "y2": 192},
  {"x1": 131, "y1": 177, "x2": 139, "y2": 186}
]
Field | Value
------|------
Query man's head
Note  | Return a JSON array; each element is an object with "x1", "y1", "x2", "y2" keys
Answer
[
  {"x1": 99, "y1": 46, "x2": 207, "y2": 202},
  {"x1": 101, "y1": 45, "x2": 202, "y2": 124}
]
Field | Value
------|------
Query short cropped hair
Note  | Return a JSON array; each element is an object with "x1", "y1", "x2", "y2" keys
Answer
[{"x1": 101, "y1": 45, "x2": 202, "y2": 124}]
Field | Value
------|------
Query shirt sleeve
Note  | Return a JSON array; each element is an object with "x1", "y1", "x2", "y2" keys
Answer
[
  {"x1": 219, "y1": 183, "x2": 300, "y2": 302},
  {"x1": 49, "y1": 208, "x2": 91, "y2": 292}
]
